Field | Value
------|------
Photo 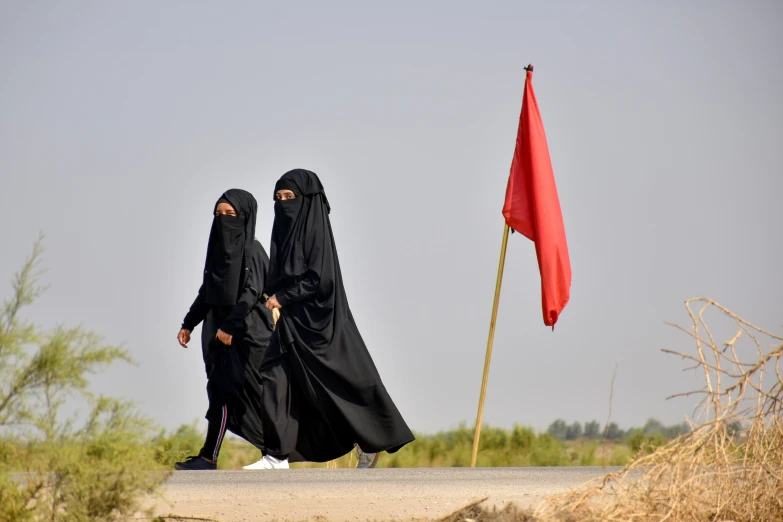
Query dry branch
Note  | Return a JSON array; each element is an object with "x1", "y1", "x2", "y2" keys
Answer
[{"x1": 532, "y1": 298, "x2": 783, "y2": 522}]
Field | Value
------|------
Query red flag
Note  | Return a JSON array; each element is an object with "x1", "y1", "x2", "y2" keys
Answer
[{"x1": 502, "y1": 66, "x2": 571, "y2": 328}]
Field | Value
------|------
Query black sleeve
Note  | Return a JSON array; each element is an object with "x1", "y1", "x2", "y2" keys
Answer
[
  {"x1": 221, "y1": 242, "x2": 266, "y2": 336},
  {"x1": 182, "y1": 285, "x2": 209, "y2": 331},
  {"x1": 274, "y1": 270, "x2": 320, "y2": 307}
]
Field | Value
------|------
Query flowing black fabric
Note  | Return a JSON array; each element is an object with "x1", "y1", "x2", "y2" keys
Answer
[
  {"x1": 182, "y1": 189, "x2": 274, "y2": 452},
  {"x1": 261, "y1": 169, "x2": 414, "y2": 463}
]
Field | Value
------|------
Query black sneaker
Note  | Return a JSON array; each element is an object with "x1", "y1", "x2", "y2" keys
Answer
[{"x1": 174, "y1": 455, "x2": 217, "y2": 471}]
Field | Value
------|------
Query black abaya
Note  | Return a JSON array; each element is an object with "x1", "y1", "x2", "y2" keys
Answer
[
  {"x1": 261, "y1": 169, "x2": 414, "y2": 462},
  {"x1": 182, "y1": 189, "x2": 274, "y2": 451}
]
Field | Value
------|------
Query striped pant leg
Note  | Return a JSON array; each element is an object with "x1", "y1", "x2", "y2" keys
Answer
[{"x1": 199, "y1": 404, "x2": 229, "y2": 462}]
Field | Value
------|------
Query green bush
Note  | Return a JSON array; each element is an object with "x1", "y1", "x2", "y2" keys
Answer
[
  {"x1": 0, "y1": 238, "x2": 169, "y2": 522},
  {"x1": 153, "y1": 422, "x2": 204, "y2": 468},
  {"x1": 381, "y1": 423, "x2": 633, "y2": 468}
]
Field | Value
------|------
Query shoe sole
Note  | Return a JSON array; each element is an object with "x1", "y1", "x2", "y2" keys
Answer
[{"x1": 174, "y1": 463, "x2": 216, "y2": 471}]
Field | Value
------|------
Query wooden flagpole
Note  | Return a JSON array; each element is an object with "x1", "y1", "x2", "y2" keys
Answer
[
  {"x1": 471, "y1": 64, "x2": 534, "y2": 468},
  {"x1": 470, "y1": 223, "x2": 510, "y2": 467}
]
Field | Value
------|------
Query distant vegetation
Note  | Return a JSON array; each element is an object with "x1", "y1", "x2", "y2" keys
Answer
[
  {"x1": 546, "y1": 417, "x2": 691, "y2": 441},
  {"x1": 154, "y1": 417, "x2": 696, "y2": 470}
]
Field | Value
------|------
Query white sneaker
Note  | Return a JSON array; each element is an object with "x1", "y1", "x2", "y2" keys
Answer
[
  {"x1": 356, "y1": 446, "x2": 380, "y2": 468},
  {"x1": 242, "y1": 455, "x2": 290, "y2": 470}
]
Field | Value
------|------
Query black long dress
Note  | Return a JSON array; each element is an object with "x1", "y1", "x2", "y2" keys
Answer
[
  {"x1": 182, "y1": 189, "x2": 274, "y2": 450},
  {"x1": 260, "y1": 169, "x2": 415, "y2": 463}
]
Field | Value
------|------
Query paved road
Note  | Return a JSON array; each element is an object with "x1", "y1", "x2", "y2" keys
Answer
[{"x1": 144, "y1": 467, "x2": 620, "y2": 521}]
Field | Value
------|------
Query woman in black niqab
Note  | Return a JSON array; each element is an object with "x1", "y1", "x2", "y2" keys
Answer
[
  {"x1": 249, "y1": 169, "x2": 414, "y2": 468},
  {"x1": 175, "y1": 188, "x2": 276, "y2": 470}
]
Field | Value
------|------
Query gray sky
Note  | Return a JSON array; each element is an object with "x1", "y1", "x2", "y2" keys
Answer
[{"x1": 1, "y1": 1, "x2": 781, "y2": 435}]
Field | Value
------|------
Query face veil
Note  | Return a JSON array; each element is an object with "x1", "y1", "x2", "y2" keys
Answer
[
  {"x1": 266, "y1": 169, "x2": 330, "y2": 294},
  {"x1": 203, "y1": 189, "x2": 258, "y2": 306}
]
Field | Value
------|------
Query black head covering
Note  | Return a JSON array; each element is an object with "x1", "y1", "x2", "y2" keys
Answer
[
  {"x1": 273, "y1": 178, "x2": 299, "y2": 196},
  {"x1": 267, "y1": 169, "x2": 330, "y2": 292},
  {"x1": 272, "y1": 168, "x2": 330, "y2": 209},
  {"x1": 203, "y1": 188, "x2": 258, "y2": 306}
]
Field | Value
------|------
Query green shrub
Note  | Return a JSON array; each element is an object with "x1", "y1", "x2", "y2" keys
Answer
[{"x1": 0, "y1": 238, "x2": 168, "y2": 522}]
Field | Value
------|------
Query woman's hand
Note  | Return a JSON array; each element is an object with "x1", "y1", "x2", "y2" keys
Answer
[
  {"x1": 177, "y1": 329, "x2": 191, "y2": 348},
  {"x1": 216, "y1": 329, "x2": 233, "y2": 346},
  {"x1": 265, "y1": 295, "x2": 282, "y2": 310}
]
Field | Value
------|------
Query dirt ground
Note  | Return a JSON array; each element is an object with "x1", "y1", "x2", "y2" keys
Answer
[{"x1": 140, "y1": 467, "x2": 616, "y2": 521}]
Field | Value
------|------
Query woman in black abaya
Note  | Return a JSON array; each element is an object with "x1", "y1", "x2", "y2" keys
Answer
[
  {"x1": 243, "y1": 169, "x2": 414, "y2": 470},
  {"x1": 175, "y1": 189, "x2": 276, "y2": 470}
]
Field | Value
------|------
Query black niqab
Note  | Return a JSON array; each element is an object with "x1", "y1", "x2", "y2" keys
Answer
[
  {"x1": 203, "y1": 189, "x2": 258, "y2": 305},
  {"x1": 267, "y1": 169, "x2": 331, "y2": 293}
]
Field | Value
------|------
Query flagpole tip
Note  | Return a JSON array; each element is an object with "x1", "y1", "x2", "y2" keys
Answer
[{"x1": 525, "y1": 64, "x2": 534, "y2": 72}]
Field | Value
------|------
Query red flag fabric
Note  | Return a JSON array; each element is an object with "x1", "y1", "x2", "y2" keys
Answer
[{"x1": 502, "y1": 66, "x2": 571, "y2": 328}]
